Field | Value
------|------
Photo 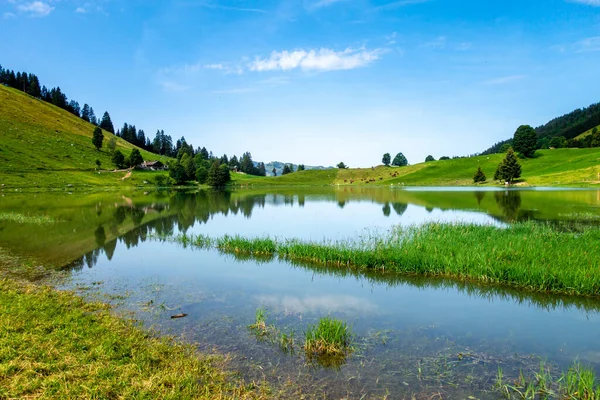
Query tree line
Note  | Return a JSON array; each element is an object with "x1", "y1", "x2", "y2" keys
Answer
[{"x1": 481, "y1": 101, "x2": 600, "y2": 155}]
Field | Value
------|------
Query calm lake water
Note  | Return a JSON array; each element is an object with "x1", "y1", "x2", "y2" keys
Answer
[{"x1": 2, "y1": 187, "x2": 600, "y2": 399}]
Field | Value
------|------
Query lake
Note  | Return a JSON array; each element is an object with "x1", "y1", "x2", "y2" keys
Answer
[{"x1": 2, "y1": 187, "x2": 599, "y2": 399}]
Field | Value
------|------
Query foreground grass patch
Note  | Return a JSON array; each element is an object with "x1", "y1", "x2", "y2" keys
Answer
[
  {"x1": 304, "y1": 317, "x2": 353, "y2": 368},
  {"x1": 160, "y1": 222, "x2": 600, "y2": 297},
  {"x1": 0, "y1": 279, "x2": 262, "y2": 399}
]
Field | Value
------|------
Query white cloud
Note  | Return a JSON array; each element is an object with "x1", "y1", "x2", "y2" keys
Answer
[
  {"x1": 574, "y1": 36, "x2": 600, "y2": 52},
  {"x1": 308, "y1": 0, "x2": 345, "y2": 11},
  {"x1": 159, "y1": 81, "x2": 190, "y2": 92},
  {"x1": 3, "y1": 11, "x2": 17, "y2": 18},
  {"x1": 422, "y1": 36, "x2": 447, "y2": 49},
  {"x1": 568, "y1": 0, "x2": 600, "y2": 5},
  {"x1": 17, "y1": 1, "x2": 54, "y2": 17},
  {"x1": 75, "y1": 7, "x2": 86, "y2": 13},
  {"x1": 455, "y1": 42, "x2": 472, "y2": 51},
  {"x1": 374, "y1": 0, "x2": 431, "y2": 11},
  {"x1": 248, "y1": 47, "x2": 384, "y2": 72},
  {"x1": 386, "y1": 32, "x2": 398, "y2": 45},
  {"x1": 484, "y1": 75, "x2": 526, "y2": 85}
]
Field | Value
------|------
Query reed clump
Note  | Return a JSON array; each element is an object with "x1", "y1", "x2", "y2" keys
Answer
[
  {"x1": 496, "y1": 361, "x2": 599, "y2": 399},
  {"x1": 304, "y1": 317, "x2": 353, "y2": 359},
  {"x1": 163, "y1": 222, "x2": 600, "y2": 297}
]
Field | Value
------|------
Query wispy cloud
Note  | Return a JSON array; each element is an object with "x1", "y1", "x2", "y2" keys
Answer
[
  {"x1": 248, "y1": 47, "x2": 384, "y2": 72},
  {"x1": 386, "y1": 32, "x2": 398, "y2": 45},
  {"x1": 574, "y1": 36, "x2": 600, "y2": 52},
  {"x1": 307, "y1": 0, "x2": 345, "y2": 11},
  {"x1": 567, "y1": 0, "x2": 600, "y2": 6},
  {"x1": 3, "y1": 11, "x2": 17, "y2": 19},
  {"x1": 374, "y1": 0, "x2": 431, "y2": 11},
  {"x1": 455, "y1": 42, "x2": 472, "y2": 51},
  {"x1": 422, "y1": 36, "x2": 447, "y2": 49},
  {"x1": 484, "y1": 75, "x2": 526, "y2": 85},
  {"x1": 17, "y1": 1, "x2": 54, "y2": 17},
  {"x1": 159, "y1": 81, "x2": 190, "y2": 92},
  {"x1": 200, "y1": 3, "x2": 268, "y2": 14}
]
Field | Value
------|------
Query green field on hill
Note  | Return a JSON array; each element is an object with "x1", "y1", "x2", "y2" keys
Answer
[
  {"x1": 2, "y1": 84, "x2": 599, "y2": 190},
  {"x1": 0, "y1": 85, "x2": 170, "y2": 190},
  {"x1": 232, "y1": 148, "x2": 600, "y2": 187}
]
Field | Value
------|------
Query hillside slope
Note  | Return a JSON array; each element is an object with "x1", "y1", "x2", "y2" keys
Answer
[
  {"x1": 0, "y1": 86, "x2": 169, "y2": 189},
  {"x1": 481, "y1": 101, "x2": 600, "y2": 154},
  {"x1": 233, "y1": 148, "x2": 600, "y2": 187}
]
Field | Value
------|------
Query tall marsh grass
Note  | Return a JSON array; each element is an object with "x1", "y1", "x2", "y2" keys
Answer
[{"x1": 158, "y1": 222, "x2": 600, "y2": 297}]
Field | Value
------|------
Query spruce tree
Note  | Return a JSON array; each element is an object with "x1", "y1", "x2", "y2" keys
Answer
[
  {"x1": 81, "y1": 104, "x2": 91, "y2": 122},
  {"x1": 92, "y1": 126, "x2": 104, "y2": 150},
  {"x1": 129, "y1": 148, "x2": 143, "y2": 167},
  {"x1": 494, "y1": 148, "x2": 522, "y2": 184},
  {"x1": 100, "y1": 111, "x2": 115, "y2": 134},
  {"x1": 473, "y1": 167, "x2": 486, "y2": 183},
  {"x1": 112, "y1": 150, "x2": 125, "y2": 169}
]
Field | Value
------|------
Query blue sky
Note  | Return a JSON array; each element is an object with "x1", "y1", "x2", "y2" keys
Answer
[{"x1": 1, "y1": 0, "x2": 600, "y2": 166}]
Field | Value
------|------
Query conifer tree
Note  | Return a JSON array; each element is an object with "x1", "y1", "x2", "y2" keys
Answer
[
  {"x1": 92, "y1": 126, "x2": 104, "y2": 150},
  {"x1": 100, "y1": 111, "x2": 115, "y2": 134},
  {"x1": 473, "y1": 167, "x2": 486, "y2": 183},
  {"x1": 494, "y1": 148, "x2": 522, "y2": 184}
]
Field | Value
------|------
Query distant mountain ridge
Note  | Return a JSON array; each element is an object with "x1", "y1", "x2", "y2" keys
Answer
[
  {"x1": 481, "y1": 101, "x2": 600, "y2": 154},
  {"x1": 261, "y1": 161, "x2": 333, "y2": 176}
]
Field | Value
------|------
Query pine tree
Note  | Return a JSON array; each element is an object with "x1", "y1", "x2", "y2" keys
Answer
[
  {"x1": 100, "y1": 111, "x2": 115, "y2": 134},
  {"x1": 297, "y1": 164, "x2": 305, "y2": 171},
  {"x1": 494, "y1": 148, "x2": 522, "y2": 184},
  {"x1": 282, "y1": 164, "x2": 292, "y2": 175},
  {"x1": 129, "y1": 148, "x2": 143, "y2": 167},
  {"x1": 92, "y1": 126, "x2": 104, "y2": 150},
  {"x1": 89, "y1": 107, "x2": 97, "y2": 125},
  {"x1": 473, "y1": 167, "x2": 486, "y2": 183},
  {"x1": 81, "y1": 104, "x2": 91, "y2": 122},
  {"x1": 112, "y1": 150, "x2": 125, "y2": 169}
]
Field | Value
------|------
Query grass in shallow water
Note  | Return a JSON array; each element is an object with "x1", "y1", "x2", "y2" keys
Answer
[
  {"x1": 0, "y1": 279, "x2": 265, "y2": 399},
  {"x1": 159, "y1": 221, "x2": 600, "y2": 297}
]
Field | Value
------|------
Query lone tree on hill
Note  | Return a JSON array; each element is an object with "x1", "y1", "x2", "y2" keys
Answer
[
  {"x1": 473, "y1": 167, "x2": 486, "y2": 183},
  {"x1": 92, "y1": 126, "x2": 104, "y2": 150},
  {"x1": 494, "y1": 148, "x2": 522, "y2": 184},
  {"x1": 425, "y1": 155, "x2": 435, "y2": 162},
  {"x1": 111, "y1": 150, "x2": 125, "y2": 169},
  {"x1": 382, "y1": 153, "x2": 391, "y2": 166},
  {"x1": 272, "y1": 167, "x2": 277, "y2": 177},
  {"x1": 129, "y1": 148, "x2": 143, "y2": 167},
  {"x1": 337, "y1": 162, "x2": 348, "y2": 169},
  {"x1": 392, "y1": 152, "x2": 408, "y2": 167},
  {"x1": 513, "y1": 125, "x2": 537, "y2": 158},
  {"x1": 100, "y1": 111, "x2": 115, "y2": 134}
]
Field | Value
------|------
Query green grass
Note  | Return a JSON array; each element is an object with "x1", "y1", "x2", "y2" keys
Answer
[
  {"x1": 0, "y1": 212, "x2": 57, "y2": 224},
  {"x1": 304, "y1": 317, "x2": 352, "y2": 357},
  {"x1": 0, "y1": 278, "x2": 265, "y2": 399},
  {"x1": 496, "y1": 361, "x2": 600, "y2": 399},
  {"x1": 162, "y1": 222, "x2": 600, "y2": 297},
  {"x1": 0, "y1": 85, "x2": 171, "y2": 189},
  {"x1": 575, "y1": 123, "x2": 600, "y2": 141},
  {"x1": 230, "y1": 148, "x2": 600, "y2": 188}
]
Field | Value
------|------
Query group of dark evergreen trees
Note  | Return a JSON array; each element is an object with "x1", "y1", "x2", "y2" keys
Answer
[
  {"x1": 167, "y1": 143, "x2": 266, "y2": 186},
  {"x1": 481, "y1": 102, "x2": 600, "y2": 155}
]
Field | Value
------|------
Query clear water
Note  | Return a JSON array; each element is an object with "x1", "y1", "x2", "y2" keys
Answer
[{"x1": 2, "y1": 187, "x2": 600, "y2": 398}]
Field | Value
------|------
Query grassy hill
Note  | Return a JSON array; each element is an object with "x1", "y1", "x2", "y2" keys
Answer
[
  {"x1": 232, "y1": 148, "x2": 600, "y2": 187},
  {"x1": 0, "y1": 85, "x2": 170, "y2": 190},
  {"x1": 575, "y1": 124, "x2": 600, "y2": 141}
]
